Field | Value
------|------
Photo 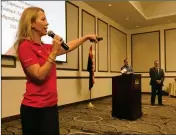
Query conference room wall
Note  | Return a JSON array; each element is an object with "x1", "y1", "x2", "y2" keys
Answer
[
  {"x1": 109, "y1": 26, "x2": 127, "y2": 73},
  {"x1": 141, "y1": 77, "x2": 175, "y2": 93},
  {"x1": 129, "y1": 22, "x2": 176, "y2": 92},
  {"x1": 131, "y1": 31, "x2": 160, "y2": 73},
  {"x1": 1, "y1": 1, "x2": 128, "y2": 118}
]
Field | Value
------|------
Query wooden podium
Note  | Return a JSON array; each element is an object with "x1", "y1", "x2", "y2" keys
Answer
[{"x1": 112, "y1": 74, "x2": 142, "y2": 120}]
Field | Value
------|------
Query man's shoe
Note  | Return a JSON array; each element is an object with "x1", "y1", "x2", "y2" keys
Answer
[{"x1": 151, "y1": 103, "x2": 155, "y2": 106}]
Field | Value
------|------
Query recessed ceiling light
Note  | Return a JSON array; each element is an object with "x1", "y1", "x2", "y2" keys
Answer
[
  {"x1": 136, "y1": 26, "x2": 139, "y2": 28},
  {"x1": 108, "y1": 4, "x2": 112, "y2": 7},
  {"x1": 125, "y1": 17, "x2": 129, "y2": 20},
  {"x1": 168, "y1": 20, "x2": 172, "y2": 23}
]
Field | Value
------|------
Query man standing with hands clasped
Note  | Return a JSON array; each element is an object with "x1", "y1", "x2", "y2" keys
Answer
[{"x1": 149, "y1": 60, "x2": 165, "y2": 106}]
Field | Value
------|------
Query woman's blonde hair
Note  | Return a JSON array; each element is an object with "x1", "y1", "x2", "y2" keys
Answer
[{"x1": 14, "y1": 7, "x2": 44, "y2": 54}]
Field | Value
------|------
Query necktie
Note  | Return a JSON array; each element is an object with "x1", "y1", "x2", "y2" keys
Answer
[{"x1": 156, "y1": 68, "x2": 159, "y2": 76}]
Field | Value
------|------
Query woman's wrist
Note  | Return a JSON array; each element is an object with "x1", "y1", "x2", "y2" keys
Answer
[
  {"x1": 46, "y1": 51, "x2": 57, "y2": 65},
  {"x1": 84, "y1": 35, "x2": 90, "y2": 41},
  {"x1": 50, "y1": 51, "x2": 57, "y2": 60},
  {"x1": 47, "y1": 58, "x2": 55, "y2": 64}
]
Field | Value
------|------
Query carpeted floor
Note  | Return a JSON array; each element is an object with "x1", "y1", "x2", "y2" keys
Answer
[{"x1": 1, "y1": 94, "x2": 176, "y2": 135}]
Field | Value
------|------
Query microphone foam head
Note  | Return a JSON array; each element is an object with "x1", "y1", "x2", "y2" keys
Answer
[
  {"x1": 47, "y1": 30, "x2": 55, "y2": 38},
  {"x1": 47, "y1": 30, "x2": 53, "y2": 36}
]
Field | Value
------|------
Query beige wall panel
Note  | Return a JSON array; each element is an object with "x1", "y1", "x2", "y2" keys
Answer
[
  {"x1": 163, "y1": 77, "x2": 176, "y2": 93},
  {"x1": 2, "y1": 78, "x2": 112, "y2": 118},
  {"x1": 165, "y1": 29, "x2": 176, "y2": 72},
  {"x1": 1, "y1": 56, "x2": 16, "y2": 68},
  {"x1": 142, "y1": 77, "x2": 176, "y2": 93},
  {"x1": 110, "y1": 26, "x2": 127, "y2": 72},
  {"x1": 132, "y1": 31, "x2": 160, "y2": 72},
  {"x1": 141, "y1": 78, "x2": 151, "y2": 92},
  {"x1": 82, "y1": 10, "x2": 96, "y2": 71},
  {"x1": 57, "y1": 2, "x2": 79, "y2": 70},
  {"x1": 2, "y1": 80, "x2": 25, "y2": 118},
  {"x1": 58, "y1": 78, "x2": 112, "y2": 105},
  {"x1": 97, "y1": 19, "x2": 108, "y2": 72},
  {"x1": 129, "y1": 22, "x2": 176, "y2": 77}
]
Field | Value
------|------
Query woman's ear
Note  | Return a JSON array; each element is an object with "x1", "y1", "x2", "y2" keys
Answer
[
  {"x1": 31, "y1": 23, "x2": 34, "y2": 29},
  {"x1": 31, "y1": 21, "x2": 36, "y2": 29}
]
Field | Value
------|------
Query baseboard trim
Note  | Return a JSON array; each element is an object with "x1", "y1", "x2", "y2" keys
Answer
[
  {"x1": 170, "y1": 95, "x2": 176, "y2": 98},
  {"x1": 1, "y1": 114, "x2": 21, "y2": 123},
  {"x1": 142, "y1": 92, "x2": 151, "y2": 94},
  {"x1": 142, "y1": 91, "x2": 169, "y2": 96},
  {"x1": 1, "y1": 95, "x2": 112, "y2": 123},
  {"x1": 58, "y1": 95, "x2": 112, "y2": 109}
]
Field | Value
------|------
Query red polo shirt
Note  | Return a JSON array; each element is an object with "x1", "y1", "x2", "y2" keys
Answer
[{"x1": 18, "y1": 40, "x2": 57, "y2": 108}]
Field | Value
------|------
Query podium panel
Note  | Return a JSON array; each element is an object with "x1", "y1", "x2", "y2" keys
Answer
[{"x1": 112, "y1": 74, "x2": 142, "y2": 120}]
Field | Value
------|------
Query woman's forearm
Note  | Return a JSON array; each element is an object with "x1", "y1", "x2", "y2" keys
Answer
[
  {"x1": 67, "y1": 35, "x2": 89, "y2": 52},
  {"x1": 58, "y1": 35, "x2": 90, "y2": 55}
]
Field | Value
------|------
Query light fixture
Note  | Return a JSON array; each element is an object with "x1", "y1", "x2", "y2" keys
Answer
[
  {"x1": 136, "y1": 26, "x2": 139, "y2": 28},
  {"x1": 125, "y1": 17, "x2": 129, "y2": 20},
  {"x1": 168, "y1": 20, "x2": 172, "y2": 23},
  {"x1": 108, "y1": 4, "x2": 112, "y2": 7}
]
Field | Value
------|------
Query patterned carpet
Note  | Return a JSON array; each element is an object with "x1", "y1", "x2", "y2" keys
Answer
[{"x1": 1, "y1": 94, "x2": 176, "y2": 135}]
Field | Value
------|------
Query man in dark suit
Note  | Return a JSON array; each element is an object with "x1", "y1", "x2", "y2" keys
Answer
[
  {"x1": 121, "y1": 58, "x2": 134, "y2": 74},
  {"x1": 149, "y1": 60, "x2": 165, "y2": 106}
]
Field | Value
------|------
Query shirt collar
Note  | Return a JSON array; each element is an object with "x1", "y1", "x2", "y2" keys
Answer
[{"x1": 25, "y1": 39, "x2": 44, "y2": 46}]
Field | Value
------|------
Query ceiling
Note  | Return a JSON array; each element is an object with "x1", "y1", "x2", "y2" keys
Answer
[{"x1": 84, "y1": 1, "x2": 176, "y2": 30}]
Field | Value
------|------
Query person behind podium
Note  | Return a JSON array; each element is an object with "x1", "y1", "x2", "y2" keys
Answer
[
  {"x1": 149, "y1": 60, "x2": 165, "y2": 106},
  {"x1": 121, "y1": 58, "x2": 134, "y2": 74}
]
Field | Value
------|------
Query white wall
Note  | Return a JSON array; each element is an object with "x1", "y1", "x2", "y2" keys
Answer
[
  {"x1": 2, "y1": 1, "x2": 176, "y2": 118},
  {"x1": 1, "y1": 1, "x2": 128, "y2": 118},
  {"x1": 129, "y1": 23, "x2": 176, "y2": 92}
]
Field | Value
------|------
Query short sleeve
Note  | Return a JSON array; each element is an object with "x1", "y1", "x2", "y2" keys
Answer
[{"x1": 18, "y1": 42, "x2": 39, "y2": 67}]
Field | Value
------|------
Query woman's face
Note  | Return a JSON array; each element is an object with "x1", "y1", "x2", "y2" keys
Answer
[{"x1": 32, "y1": 10, "x2": 49, "y2": 36}]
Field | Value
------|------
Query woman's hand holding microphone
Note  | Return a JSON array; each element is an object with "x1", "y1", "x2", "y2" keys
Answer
[
  {"x1": 46, "y1": 33, "x2": 103, "y2": 65},
  {"x1": 48, "y1": 34, "x2": 63, "y2": 64}
]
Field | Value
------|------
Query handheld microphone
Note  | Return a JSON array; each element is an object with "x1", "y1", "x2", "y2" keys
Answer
[
  {"x1": 47, "y1": 30, "x2": 69, "y2": 51},
  {"x1": 90, "y1": 37, "x2": 103, "y2": 42}
]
